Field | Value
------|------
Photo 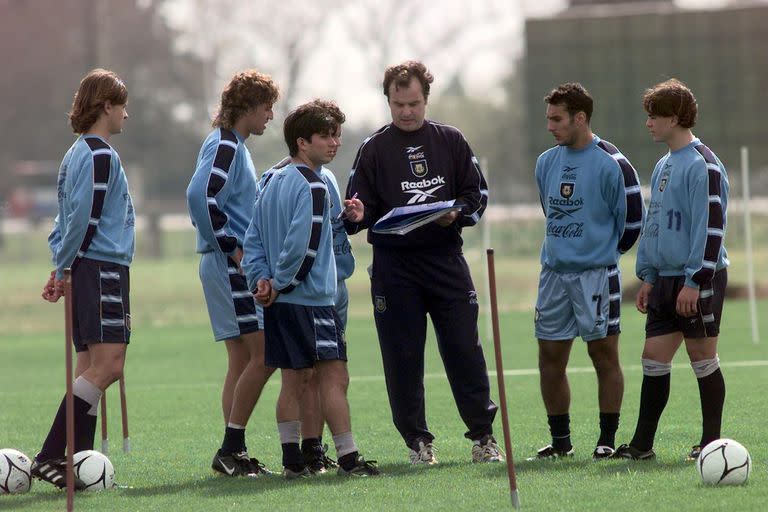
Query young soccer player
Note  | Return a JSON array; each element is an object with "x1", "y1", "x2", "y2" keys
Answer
[
  {"x1": 242, "y1": 101, "x2": 378, "y2": 478},
  {"x1": 615, "y1": 79, "x2": 729, "y2": 461},
  {"x1": 186, "y1": 70, "x2": 279, "y2": 477},
  {"x1": 258, "y1": 100, "x2": 353, "y2": 474},
  {"x1": 529, "y1": 83, "x2": 644, "y2": 460},
  {"x1": 34, "y1": 69, "x2": 134, "y2": 489}
]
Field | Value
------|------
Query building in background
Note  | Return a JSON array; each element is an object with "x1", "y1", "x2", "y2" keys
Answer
[{"x1": 524, "y1": 1, "x2": 768, "y2": 182}]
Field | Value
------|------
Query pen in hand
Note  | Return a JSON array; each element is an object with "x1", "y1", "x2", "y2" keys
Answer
[{"x1": 337, "y1": 192, "x2": 358, "y2": 220}]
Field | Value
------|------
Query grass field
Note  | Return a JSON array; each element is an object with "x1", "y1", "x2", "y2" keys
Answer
[{"x1": 1, "y1": 226, "x2": 767, "y2": 511}]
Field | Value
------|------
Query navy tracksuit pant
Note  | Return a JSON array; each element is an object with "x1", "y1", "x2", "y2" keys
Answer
[{"x1": 370, "y1": 246, "x2": 498, "y2": 449}]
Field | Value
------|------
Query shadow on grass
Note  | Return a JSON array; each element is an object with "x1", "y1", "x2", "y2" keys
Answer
[
  {"x1": 0, "y1": 488, "x2": 71, "y2": 511},
  {"x1": 476, "y1": 455, "x2": 693, "y2": 479},
  {"x1": 114, "y1": 460, "x2": 467, "y2": 498}
]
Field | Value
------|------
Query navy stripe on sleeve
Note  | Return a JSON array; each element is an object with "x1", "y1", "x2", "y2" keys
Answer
[
  {"x1": 278, "y1": 166, "x2": 327, "y2": 294},
  {"x1": 206, "y1": 128, "x2": 238, "y2": 253},
  {"x1": 74, "y1": 138, "x2": 112, "y2": 270},
  {"x1": 597, "y1": 140, "x2": 643, "y2": 253},
  {"x1": 692, "y1": 144, "x2": 724, "y2": 286}
]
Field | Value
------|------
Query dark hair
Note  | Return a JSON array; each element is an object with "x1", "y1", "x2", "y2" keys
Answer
[
  {"x1": 643, "y1": 78, "x2": 697, "y2": 128},
  {"x1": 69, "y1": 68, "x2": 128, "y2": 134},
  {"x1": 213, "y1": 69, "x2": 279, "y2": 128},
  {"x1": 283, "y1": 101, "x2": 344, "y2": 157},
  {"x1": 309, "y1": 98, "x2": 345, "y2": 127},
  {"x1": 543, "y1": 82, "x2": 593, "y2": 122},
  {"x1": 382, "y1": 60, "x2": 434, "y2": 99}
]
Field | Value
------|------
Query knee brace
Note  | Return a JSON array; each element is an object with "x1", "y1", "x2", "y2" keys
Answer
[
  {"x1": 641, "y1": 358, "x2": 672, "y2": 377},
  {"x1": 691, "y1": 356, "x2": 720, "y2": 378}
]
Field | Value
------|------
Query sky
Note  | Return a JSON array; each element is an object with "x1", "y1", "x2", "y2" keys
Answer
[{"x1": 161, "y1": 0, "x2": 752, "y2": 128}]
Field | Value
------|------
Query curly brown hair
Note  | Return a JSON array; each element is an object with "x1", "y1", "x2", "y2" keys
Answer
[
  {"x1": 212, "y1": 70, "x2": 279, "y2": 129},
  {"x1": 643, "y1": 79, "x2": 697, "y2": 128},
  {"x1": 544, "y1": 82, "x2": 593, "y2": 122},
  {"x1": 68, "y1": 68, "x2": 128, "y2": 134},
  {"x1": 382, "y1": 60, "x2": 434, "y2": 99}
]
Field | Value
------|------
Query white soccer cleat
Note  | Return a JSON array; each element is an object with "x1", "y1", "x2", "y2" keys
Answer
[
  {"x1": 409, "y1": 441, "x2": 438, "y2": 465},
  {"x1": 472, "y1": 436, "x2": 505, "y2": 463}
]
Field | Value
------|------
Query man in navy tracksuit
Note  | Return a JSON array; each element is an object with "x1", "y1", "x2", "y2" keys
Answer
[{"x1": 343, "y1": 60, "x2": 500, "y2": 464}]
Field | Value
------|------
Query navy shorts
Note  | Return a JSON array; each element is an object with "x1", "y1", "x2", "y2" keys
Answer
[
  {"x1": 263, "y1": 302, "x2": 346, "y2": 369},
  {"x1": 646, "y1": 269, "x2": 727, "y2": 339},
  {"x1": 71, "y1": 258, "x2": 131, "y2": 352}
]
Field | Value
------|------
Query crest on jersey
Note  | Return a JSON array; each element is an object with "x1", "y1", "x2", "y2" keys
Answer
[
  {"x1": 410, "y1": 159, "x2": 428, "y2": 178},
  {"x1": 375, "y1": 295, "x2": 387, "y2": 313},
  {"x1": 659, "y1": 177, "x2": 668, "y2": 192},
  {"x1": 560, "y1": 182, "x2": 574, "y2": 199}
]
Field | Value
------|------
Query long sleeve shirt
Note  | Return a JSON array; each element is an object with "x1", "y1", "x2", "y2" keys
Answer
[
  {"x1": 535, "y1": 134, "x2": 644, "y2": 273},
  {"x1": 242, "y1": 163, "x2": 336, "y2": 307},
  {"x1": 344, "y1": 120, "x2": 488, "y2": 251},
  {"x1": 186, "y1": 128, "x2": 257, "y2": 255},
  {"x1": 48, "y1": 135, "x2": 135, "y2": 279},
  {"x1": 636, "y1": 138, "x2": 729, "y2": 288}
]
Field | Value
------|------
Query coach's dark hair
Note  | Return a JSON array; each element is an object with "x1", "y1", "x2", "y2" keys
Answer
[
  {"x1": 544, "y1": 82, "x2": 593, "y2": 122},
  {"x1": 284, "y1": 101, "x2": 344, "y2": 157},
  {"x1": 382, "y1": 60, "x2": 434, "y2": 100},
  {"x1": 213, "y1": 69, "x2": 279, "y2": 129},
  {"x1": 69, "y1": 68, "x2": 128, "y2": 134},
  {"x1": 643, "y1": 78, "x2": 697, "y2": 129}
]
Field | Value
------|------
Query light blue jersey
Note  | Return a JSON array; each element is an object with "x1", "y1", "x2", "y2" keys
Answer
[
  {"x1": 186, "y1": 128, "x2": 257, "y2": 255},
  {"x1": 243, "y1": 163, "x2": 336, "y2": 307},
  {"x1": 636, "y1": 138, "x2": 729, "y2": 288},
  {"x1": 48, "y1": 135, "x2": 135, "y2": 279},
  {"x1": 535, "y1": 135, "x2": 644, "y2": 273}
]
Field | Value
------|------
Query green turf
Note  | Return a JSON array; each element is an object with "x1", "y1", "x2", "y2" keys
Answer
[{"x1": 1, "y1": 226, "x2": 767, "y2": 510}]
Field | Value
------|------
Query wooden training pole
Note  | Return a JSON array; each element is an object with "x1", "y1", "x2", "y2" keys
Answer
[
  {"x1": 486, "y1": 249, "x2": 520, "y2": 509},
  {"x1": 63, "y1": 269, "x2": 75, "y2": 512},
  {"x1": 119, "y1": 376, "x2": 131, "y2": 452},
  {"x1": 101, "y1": 392, "x2": 109, "y2": 454}
]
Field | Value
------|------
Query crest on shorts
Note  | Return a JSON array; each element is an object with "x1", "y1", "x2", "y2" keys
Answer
[
  {"x1": 560, "y1": 182, "x2": 574, "y2": 199},
  {"x1": 659, "y1": 177, "x2": 668, "y2": 192},
  {"x1": 410, "y1": 159, "x2": 428, "y2": 178},
  {"x1": 375, "y1": 295, "x2": 387, "y2": 313},
  {"x1": 125, "y1": 314, "x2": 131, "y2": 332},
  {"x1": 534, "y1": 307, "x2": 541, "y2": 323}
]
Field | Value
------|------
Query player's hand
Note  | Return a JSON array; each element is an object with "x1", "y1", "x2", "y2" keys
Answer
[
  {"x1": 264, "y1": 278, "x2": 279, "y2": 307},
  {"x1": 341, "y1": 197, "x2": 364, "y2": 222},
  {"x1": 42, "y1": 270, "x2": 63, "y2": 303},
  {"x1": 676, "y1": 285, "x2": 699, "y2": 317},
  {"x1": 635, "y1": 281, "x2": 653, "y2": 314},
  {"x1": 255, "y1": 278, "x2": 271, "y2": 305},
  {"x1": 231, "y1": 248, "x2": 244, "y2": 275},
  {"x1": 434, "y1": 210, "x2": 459, "y2": 227}
]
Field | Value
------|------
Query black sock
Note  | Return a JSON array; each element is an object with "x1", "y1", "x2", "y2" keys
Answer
[
  {"x1": 301, "y1": 437, "x2": 322, "y2": 463},
  {"x1": 598, "y1": 412, "x2": 620, "y2": 448},
  {"x1": 547, "y1": 414, "x2": 572, "y2": 451},
  {"x1": 338, "y1": 451, "x2": 359, "y2": 471},
  {"x1": 74, "y1": 397, "x2": 97, "y2": 452},
  {"x1": 282, "y1": 442, "x2": 304, "y2": 471},
  {"x1": 220, "y1": 426, "x2": 246, "y2": 455},
  {"x1": 630, "y1": 373, "x2": 671, "y2": 451},
  {"x1": 39, "y1": 394, "x2": 91, "y2": 461},
  {"x1": 697, "y1": 368, "x2": 725, "y2": 447}
]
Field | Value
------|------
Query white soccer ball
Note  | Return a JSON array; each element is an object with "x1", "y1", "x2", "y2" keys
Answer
[
  {"x1": 0, "y1": 448, "x2": 32, "y2": 494},
  {"x1": 697, "y1": 438, "x2": 751, "y2": 486},
  {"x1": 73, "y1": 450, "x2": 115, "y2": 491}
]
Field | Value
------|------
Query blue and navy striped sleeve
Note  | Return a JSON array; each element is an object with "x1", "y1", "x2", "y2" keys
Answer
[
  {"x1": 454, "y1": 133, "x2": 488, "y2": 227},
  {"x1": 242, "y1": 199, "x2": 270, "y2": 293},
  {"x1": 187, "y1": 129, "x2": 239, "y2": 254},
  {"x1": 597, "y1": 140, "x2": 644, "y2": 253},
  {"x1": 48, "y1": 215, "x2": 62, "y2": 264},
  {"x1": 54, "y1": 138, "x2": 111, "y2": 279},
  {"x1": 273, "y1": 168, "x2": 328, "y2": 294},
  {"x1": 686, "y1": 145, "x2": 725, "y2": 288}
]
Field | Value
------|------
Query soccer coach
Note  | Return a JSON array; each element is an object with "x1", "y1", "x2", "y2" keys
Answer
[{"x1": 342, "y1": 60, "x2": 501, "y2": 464}]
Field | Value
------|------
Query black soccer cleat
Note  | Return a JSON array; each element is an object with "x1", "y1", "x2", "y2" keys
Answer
[
  {"x1": 526, "y1": 444, "x2": 574, "y2": 461},
  {"x1": 337, "y1": 455, "x2": 380, "y2": 477},
  {"x1": 305, "y1": 444, "x2": 338, "y2": 474},
  {"x1": 31, "y1": 457, "x2": 86, "y2": 490},
  {"x1": 686, "y1": 445, "x2": 702, "y2": 462},
  {"x1": 212, "y1": 450, "x2": 269, "y2": 477},
  {"x1": 613, "y1": 444, "x2": 656, "y2": 461},
  {"x1": 592, "y1": 445, "x2": 615, "y2": 459}
]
